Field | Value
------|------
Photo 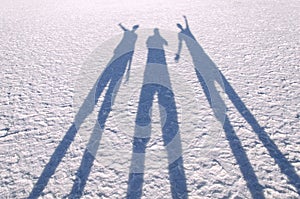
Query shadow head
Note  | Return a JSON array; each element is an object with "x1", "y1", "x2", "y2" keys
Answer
[{"x1": 132, "y1": 25, "x2": 139, "y2": 32}]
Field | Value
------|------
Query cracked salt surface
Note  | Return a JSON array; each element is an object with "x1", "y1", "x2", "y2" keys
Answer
[{"x1": 1, "y1": 0, "x2": 300, "y2": 198}]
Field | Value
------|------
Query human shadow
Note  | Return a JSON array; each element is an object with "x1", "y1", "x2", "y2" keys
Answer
[
  {"x1": 28, "y1": 23, "x2": 139, "y2": 199},
  {"x1": 175, "y1": 16, "x2": 300, "y2": 198},
  {"x1": 126, "y1": 29, "x2": 188, "y2": 199}
]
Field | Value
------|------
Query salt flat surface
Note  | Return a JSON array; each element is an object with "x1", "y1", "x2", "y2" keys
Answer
[{"x1": 0, "y1": 0, "x2": 299, "y2": 198}]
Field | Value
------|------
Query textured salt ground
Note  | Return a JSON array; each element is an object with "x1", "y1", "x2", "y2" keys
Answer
[{"x1": 0, "y1": 0, "x2": 300, "y2": 198}]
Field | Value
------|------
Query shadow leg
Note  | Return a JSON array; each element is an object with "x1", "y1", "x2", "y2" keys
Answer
[
  {"x1": 195, "y1": 69, "x2": 264, "y2": 198},
  {"x1": 69, "y1": 74, "x2": 124, "y2": 198},
  {"x1": 221, "y1": 73, "x2": 300, "y2": 195},
  {"x1": 158, "y1": 86, "x2": 188, "y2": 199},
  {"x1": 28, "y1": 124, "x2": 78, "y2": 199},
  {"x1": 126, "y1": 137, "x2": 150, "y2": 199},
  {"x1": 223, "y1": 116, "x2": 265, "y2": 198},
  {"x1": 127, "y1": 84, "x2": 156, "y2": 199},
  {"x1": 94, "y1": 65, "x2": 114, "y2": 104},
  {"x1": 69, "y1": 125, "x2": 103, "y2": 198}
]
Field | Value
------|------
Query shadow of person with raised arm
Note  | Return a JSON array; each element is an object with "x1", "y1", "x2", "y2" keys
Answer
[
  {"x1": 175, "y1": 15, "x2": 300, "y2": 198},
  {"x1": 68, "y1": 23, "x2": 139, "y2": 198},
  {"x1": 126, "y1": 28, "x2": 188, "y2": 199},
  {"x1": 28, "y1": 23, "x2": 139, "y2": 199}
]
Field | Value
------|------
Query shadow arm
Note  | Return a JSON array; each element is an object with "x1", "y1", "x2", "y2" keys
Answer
[
  {"x1": 175, "y1": 36, "x2": 183, "y2": 62},
  {"x1": 183, "y1": 15, "x2": 189, "y2": 29},
  {"x1": 118, "y1": 23, "x2": 128, "y2": 31},
  {"x1": 163, "y1": 38, "x2": 168, "y2": 46}
]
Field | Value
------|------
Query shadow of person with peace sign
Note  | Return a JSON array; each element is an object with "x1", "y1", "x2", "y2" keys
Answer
[
  {"x1": 29, "y1": 23, "x2": 139, "y2": 199},
  {"x1": 175, "y1": 15, "x2": 300, "y2": 198},
  {"x1": 126, "y1": 28, "x2": 188, "y2": 199}
]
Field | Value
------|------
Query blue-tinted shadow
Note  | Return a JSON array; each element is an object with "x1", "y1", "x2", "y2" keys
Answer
[
  {"x1": 126, "y1": 29, "x2": 188, "y2": 199},
  {"x1": 29, "y1": 24, "x2": 139, "y2": 199},
  {"x1": 195, "y1": 70, "x2": 265, "y2": 198},
  {"x1": 221, "y1": 72, "x2": 300, "y2": 196},
  {"x1": 176, "y1": 16, "x2": 300, "y2": 197},
  {"x1": 68, "y1": 51, "x2": 133, "y2": 199}
]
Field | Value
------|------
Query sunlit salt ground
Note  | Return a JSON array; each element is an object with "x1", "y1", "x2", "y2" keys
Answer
[{"x1": 1, "y1": 0, "x2": 299, "y2": 198}]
